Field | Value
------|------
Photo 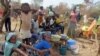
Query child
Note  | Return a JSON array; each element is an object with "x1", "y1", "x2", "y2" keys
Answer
[
  {"x1": 59, "y1": 34, "x2": 67, "y2": 56},
  {"x1": 20, "y1": 3, "x2": 32, "y2": 45}
]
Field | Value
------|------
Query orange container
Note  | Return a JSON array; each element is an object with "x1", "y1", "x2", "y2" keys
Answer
[{"x1": 83, "y1": 20, "x2": 96, "y2": 38}]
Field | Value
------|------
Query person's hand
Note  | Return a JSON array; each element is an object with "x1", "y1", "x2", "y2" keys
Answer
[
  {"x1": 38, "y1": 50, "x2": 45, "y2": 56},
  {"x1": 24, "y1": 55, "x2": 28, "y2": 56}
]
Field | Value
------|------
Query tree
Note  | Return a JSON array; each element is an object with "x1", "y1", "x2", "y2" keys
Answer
[
  {"x1": 54, "y1": 2, "x2": 68, "y2": 15},
  {"x1": 33, "y1": 0, "x2": 43, "y2": 9},
  {"x1": 84, "y1": 1, "x2": 100, "y2": 17},
  {"x1": 0, "y1": 0, "x2": 11, "y2": 33},
  {"x1": 89, "y1": 6, "x2": 100, "y2": 17}
]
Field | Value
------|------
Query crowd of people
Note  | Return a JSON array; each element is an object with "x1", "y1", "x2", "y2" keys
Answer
[{"x1": 1, "y1": 2, "x2": 100, "y2": 56}]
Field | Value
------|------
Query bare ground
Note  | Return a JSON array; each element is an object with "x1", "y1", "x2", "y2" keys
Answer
[{"x1": 0, "y1": 18, "x2": 100, "y2": 56}]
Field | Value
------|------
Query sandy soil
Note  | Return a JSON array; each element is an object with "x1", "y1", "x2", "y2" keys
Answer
[{"x1": 0, "y1": 18, "x2": 100, "y2": 56}]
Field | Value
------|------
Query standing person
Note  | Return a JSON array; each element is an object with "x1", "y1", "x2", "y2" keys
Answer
[
  {"x1": 48, "y1": 6, "x2": 55, "y2": 28},
  {"x1": 76, "y1": 12, "x2": 81, "y2": 22},
  {"x1": 67, "y1": 9, "x2": 77, "y2": 38},
  {"x1": 83, "y1": 14, "x2": 88, "y2": 26},
  {"x1": 37, "y1": 6, "x2": 45, "y2": 27},
  {"x1": 76, "y1": 7, "x2": 81, "y2": 22},
  {"x1": 97, "y1": 16, "x2": 100, "y2": 28},
  {"x1": 5, "y1": 6, "x2": 11, "y2": 32},
  {"x1": 20, "y1": 3, "x2": 32, "y2": 45},
  {"x1": 48, "y1": 6, "x2": 55, "y2": 17},
  {"x1": 31, "y1": 16, "x2": 39, "y2": 34}
]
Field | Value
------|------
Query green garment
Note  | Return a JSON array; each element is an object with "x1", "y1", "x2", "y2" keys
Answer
[
  {"x1": 97, "y1": 16, "x2": 100, "y2": 25},
  {"x1": 4, "y1": 32, "x2": 21, "y2": 56}
]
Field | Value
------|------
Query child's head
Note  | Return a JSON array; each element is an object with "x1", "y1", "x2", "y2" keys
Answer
[
  {"x1": 6, "y1": 32, "x2": 17, "y2": 43},
  {"x1": 21, "y1": 3, "x2": 31, "y2": 14},
  {"x1": 40, "y1": 6, "x2": 43, "y2": 10}
]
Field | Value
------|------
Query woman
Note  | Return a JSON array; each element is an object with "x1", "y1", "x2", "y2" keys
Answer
[
  {"x1": 67, "y1": 9, "x2": 77, "y2": 38},
  {"x1": 4, "y1": 32, "x2": 44, "y2": 56}
]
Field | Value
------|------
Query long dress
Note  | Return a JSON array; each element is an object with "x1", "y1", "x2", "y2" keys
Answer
[{"x1": 67, "y1": 11, "x2": 77, "y2": 38}]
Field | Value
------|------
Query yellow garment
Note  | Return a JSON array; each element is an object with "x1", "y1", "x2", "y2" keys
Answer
[
  {"x1": 51, "y1": 35, "x2": 61, "y2": 41},
  {"x1": 56, "y1": 17, "x2": 64, "y2": 24},
  {"x1": 56, "y1": 18, "x2": 61, "y2": 24},
  {"x1": 82, "y1": 26, "x2": 89, "y2": 31}
]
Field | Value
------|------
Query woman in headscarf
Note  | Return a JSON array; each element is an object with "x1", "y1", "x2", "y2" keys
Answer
[{"x1": 4, "y1": 32, "x2": 45, "y2": 56}]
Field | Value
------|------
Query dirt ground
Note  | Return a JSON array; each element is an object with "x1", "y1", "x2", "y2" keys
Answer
[
  {"x1": 0, "y1": 34, "x2": 99, "y2": 56},
  {"x1": 0, "y1": 18, "x2": 100, "y2": 56}
]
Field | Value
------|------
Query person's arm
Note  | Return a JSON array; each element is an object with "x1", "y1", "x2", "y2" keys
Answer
[
  {"x1": 49, "y1": 48, "x2": 60, "y2": 56},
  {"x1": 41, "y1": 41, "x2": 60, "y2": 56},
  {"x1": 21, "y1": 43, "x2": 39, "y2": 51},
  {"x1": 22, "y1": 43, "x2": 48, "y2": 51},
  {"x1": 21, "y1": 43, "x2": 49, "y2": 56},
  {"x1": 13, "y1": 48, "x2": 28, "y2": 56},
  {"x1": 19, "y1": 15, "x2": 22, "y2": 32}
]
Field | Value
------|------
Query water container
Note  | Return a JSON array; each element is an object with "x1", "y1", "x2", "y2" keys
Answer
[
  {"x1": 67, "y1": 39, "x2": 76, "y2": 49},
  {"x1": 67, "y1": 39, "x2": 76, "y2": 45},
  {"x1": 59, "y1": 45, "x2": 67, "y2": 55}
]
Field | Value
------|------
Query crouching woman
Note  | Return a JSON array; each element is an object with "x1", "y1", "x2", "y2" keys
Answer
[{"x1": 4, "y1": 32, "x2": 42, "y2": 56}]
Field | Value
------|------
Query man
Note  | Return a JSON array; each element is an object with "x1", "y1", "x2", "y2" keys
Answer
[
  {"x1": 55, "y1": 15, "x2": 64, "y2": 34},
  {"x1": 5, "y1": 6, "x2": 11, "y2": 32},
  {"x1": 48, "y1": 6, "x2": 55, "y2": 17},
  {"x1": 34, "y1": 32, "x2": 60, "y2": 56}
]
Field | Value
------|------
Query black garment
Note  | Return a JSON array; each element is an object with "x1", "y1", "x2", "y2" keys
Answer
[
  {"x1": 55, "y1": 24, "x2": 64, "y2": 34},
  {"x1": 76, "y1": 13, "x2": 81, "y2": 22},
  {"x1": 5, "y1": 17, "x2": 11, "y2": 32},
  {"x1": 22, "y1": 38, "x2": 31, "y2": 45}
]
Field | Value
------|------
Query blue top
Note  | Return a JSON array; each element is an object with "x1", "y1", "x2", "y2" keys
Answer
[
  {"x1": 35, "y1": 40, "x2": 51, "y2": 50},
  {"x1": 31, "y1": 34, "x2": 39, "y2": 39},
  {"x1": 34, "y1": 40, "x2": 51, "y2": 56}
]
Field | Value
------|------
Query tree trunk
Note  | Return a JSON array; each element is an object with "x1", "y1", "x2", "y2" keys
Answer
[
  {"x1": 0, "y1": 0, "x2": 10, "y2": 33},
  {"x1": 0, "y1": 18, "x2": 5, "y2": 33}
]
